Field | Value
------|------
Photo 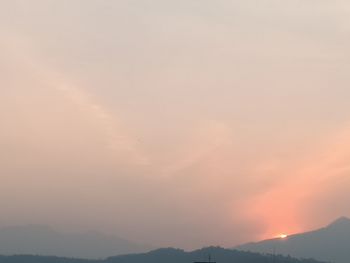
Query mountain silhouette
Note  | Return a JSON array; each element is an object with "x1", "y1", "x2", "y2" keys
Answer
[
  {"x1": 0, "y1": 225, "x2": 151, "y2": 259},
  {"x1": 236, "y1": 217, "x2": 350, "y2": 263},
  {"x1": 0, "y1": 247, "x2": 324, "y2": 263},
  {"x1": 105, "y1": 247, "x2": 323, "y2": 263}
]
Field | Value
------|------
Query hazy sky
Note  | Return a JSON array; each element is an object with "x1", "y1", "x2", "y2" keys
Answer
[{"x1": 1, "y1": 0, "x2": 350, "y2": 249}]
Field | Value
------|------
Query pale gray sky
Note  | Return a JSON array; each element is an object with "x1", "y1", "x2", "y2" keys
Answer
[{"x1": 1, "y1": 0, "x2": 350, "y2": 249}]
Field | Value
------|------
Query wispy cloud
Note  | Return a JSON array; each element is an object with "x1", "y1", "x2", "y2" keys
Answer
[{"x1": 2, "y1": 32, "x2": 149, "y2": 167}]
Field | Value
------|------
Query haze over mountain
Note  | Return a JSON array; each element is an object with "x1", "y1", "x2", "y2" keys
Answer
[
  {"x1": 0, "y1": 247, "x2": 323, "y2": 263},
  {"x1": 0, "y1": 225, "x2": 151, "y2": 259},
  {"x1": 237, "y1": 217, "x2": 350, "y2": 263}
]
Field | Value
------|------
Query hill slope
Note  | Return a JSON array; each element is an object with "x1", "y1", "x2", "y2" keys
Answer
[
  {"x1": 0, "y1": 247, "x2": 323, "y2": 263},
  {"x1": 237, "y1": 217, "x2": 350, "y2": 263},
  {"x1": 0, "y1": 225, "x2": 150, "y2": 259},
  {"x1": 106, "y1": 247, "x2": 323, "y2": 263}
]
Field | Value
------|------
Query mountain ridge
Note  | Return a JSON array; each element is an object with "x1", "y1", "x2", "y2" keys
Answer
[
  {"x1": 0, "y1": 247, "x2": 325, "y2": 263},
  {"x1": 0, "y1": 225, "x2": 151, "y2": 259},
  {"x1": 236, "y1": 216, "x2": 350, "y2": 263}
]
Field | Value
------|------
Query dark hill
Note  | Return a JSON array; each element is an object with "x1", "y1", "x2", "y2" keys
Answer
[
  {"x1": 106, "y1": 247, "x2": 323, "y2": 263},
  {"x1": 0, "y1": 247, "x2": 324, "y2": 263}
]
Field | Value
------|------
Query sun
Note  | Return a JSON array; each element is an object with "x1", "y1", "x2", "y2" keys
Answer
[{"x1": 278, "y1": 234, "x2": 288, "y2": 239}]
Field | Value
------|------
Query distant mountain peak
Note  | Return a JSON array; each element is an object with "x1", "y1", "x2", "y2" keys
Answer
[
  {"x1": 0, "y1": 224, "x2": 151, "y2": 259},
  {"x1": 327, "y1": 216, "x2": 350, "y2": 228},
  {"x1": 237, "y1": 216, "x2": 350, "y2": 263}
]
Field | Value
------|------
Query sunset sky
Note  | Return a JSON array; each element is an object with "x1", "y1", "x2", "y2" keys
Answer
[{"x1": 1, "y1": 0, "x2": 350, "y2": 249}]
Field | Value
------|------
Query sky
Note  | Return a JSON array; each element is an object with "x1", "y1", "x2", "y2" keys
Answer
[{"x1": 1, "y1": 0, "x2": 350, "y2": 249}]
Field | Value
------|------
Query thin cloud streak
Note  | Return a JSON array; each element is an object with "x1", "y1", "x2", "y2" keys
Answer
[{"x1": 2, "y1": 32, "x2": 149, "y2": 167}]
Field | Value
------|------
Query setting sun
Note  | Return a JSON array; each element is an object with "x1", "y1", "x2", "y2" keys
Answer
[{"x1": 278, "y1": 234, "x2": 288, "y2": 239}]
